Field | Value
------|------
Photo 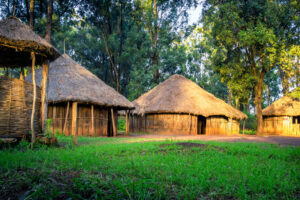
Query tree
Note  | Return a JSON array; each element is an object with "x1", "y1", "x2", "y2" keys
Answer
[
  {"x1": 202, "y1": 0, "x2": 299, "y2": 134},
  {"x1": 45, "y1": 0, "x2": 53, "y2": 43}
]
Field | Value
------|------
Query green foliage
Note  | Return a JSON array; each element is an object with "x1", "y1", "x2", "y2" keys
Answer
[
  {"x1": 243, "y1": 112, "x2": 257, "y2": 131},
  {"x1": 118, "y1": 117, "x2": 126, "y2": 132},
  {"x1": 289, "y1": 88, "x2": 300, "y2": 100},
  {"x1": 0, "y1": 137, "x2": 299, "y2": 199}
]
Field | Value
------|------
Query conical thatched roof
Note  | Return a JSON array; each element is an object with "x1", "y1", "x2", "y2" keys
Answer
[
  {"x1": 132, "y1": 74, "x2": 247, "y2": 120},
  {"x1": 0, "y1": 17, "x2": 60, "y2": 67},
  {"x1": 263, "y1": 90, "x2": 300, "y2": 116},
  {"x1": 26, "y1": 54, "x2": 133, "y2": 109}
]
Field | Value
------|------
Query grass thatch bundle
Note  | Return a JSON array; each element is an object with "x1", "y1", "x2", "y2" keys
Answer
[
  {"x1": 26, "y1": 54, "x2": 133, "y2": 109},
  {"x1": 0, "y1": 17, "x2": 60, "y2": 67},
  {"x1": 132, "y1": 74, "x2": 247, "y2": 120}
]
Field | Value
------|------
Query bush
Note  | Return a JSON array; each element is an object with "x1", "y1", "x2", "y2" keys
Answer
[
  {"x1": 118, "y1": 117, "x2": 126, "y2": 132},
  {"x1": 243, "y1": 112, "x2": 257, "y2": 130}
]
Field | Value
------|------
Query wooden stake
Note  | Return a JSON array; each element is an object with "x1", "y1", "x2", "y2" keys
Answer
[
  {"x1": 63, "y1": 101, "x2": 70, "y2": 134},
  {"x1": 30, "y1": 52, "x2": 36, "y2": 149},
  {"x1": 52, "y1": 105, "x2": 56, "y2": 134},
  {"x1": 91, "y1": 105, "x2": 95, "y2": 136},
  {"x1": 72, "y1": 102, "x2": 78, "y2": 145},
  {"x1": 111, "y1": 108, "x2": 117, "y2": 136},
  {"x1": 41, "y1": 62, "x2": 49, "y2": 133},
  {"x1": 125, "y1": 110, "x2": 128, "y2": 136}
]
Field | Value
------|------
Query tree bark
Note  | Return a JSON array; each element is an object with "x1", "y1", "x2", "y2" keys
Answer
[
  {"x1": 153, "y1": 0, "x2": 159, "y2": 84},
  {"x1": 279, "y1": 67, "x2": 289, "y2": 95},
  {"x1": 29, "y1": 0, "x2": 35, "y2": 29},
  {"x1": 45, "y1": 0, "x2": 53, "y2": 43},
  {"x1": 254, "y1": 71, "x2": 265, "y2": 135}
]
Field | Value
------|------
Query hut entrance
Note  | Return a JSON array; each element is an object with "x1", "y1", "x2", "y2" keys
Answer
[
  {"x1": 198, "y1": 116, "x2": 206, "y2": 135},
  {"x1": 107, "y1": 109, "x2": 113, "y2": 137}
]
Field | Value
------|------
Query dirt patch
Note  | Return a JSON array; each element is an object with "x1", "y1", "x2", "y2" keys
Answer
[
  {"x1": 158, "y1": 142, "x2": 226, "y2": 153},
  {"x1": 0, "y1": 169, "x2": 82, "y2": 200}
]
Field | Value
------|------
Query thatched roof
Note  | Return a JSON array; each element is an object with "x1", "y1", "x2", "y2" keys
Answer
[
  {"x1": 131, "y1": 74, "x2": 247, "y2": 120},
  {"x1": 0, "y1": 17, "x2": 60, "y2": 67},
  {"x1": 26, "y1": 54, "x2": 133, "y2": 109},
  {"x1": 263, "y1": 90, "x2": 300, "y2": 116}
]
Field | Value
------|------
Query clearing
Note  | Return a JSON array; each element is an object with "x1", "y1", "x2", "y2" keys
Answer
[{"x1": 0, "y1": 135, "x2": 299, "y2": 199}]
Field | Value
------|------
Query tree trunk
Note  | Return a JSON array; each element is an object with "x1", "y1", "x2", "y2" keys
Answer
[
  {"x1": 45, "y1": 0, "x2": 53, "y2": 43},
  {"x1": 12, "y1": 1, "x2": 16, "y2": 16},
  {"x1": 29, "y1": 0, "x2": 35, "y2": 29},
  {"x1": 279, "y1": 67, "x2": 289, "y2": 95},
  {"x1": 39, "y1": 0, "x2": 43, "y2": 18},
  {"x1": 254, "y1": 72, "x2": 265, "y2": 135},
  {"x1": 7, "y1": 0, "x2": 10, "y2": 16},
  {"x1": 227, "y1": 86, "x2": 232, "y2": 105},
  {"x1": 152, "y1": 0, "x2": 159, "y2": 84}
]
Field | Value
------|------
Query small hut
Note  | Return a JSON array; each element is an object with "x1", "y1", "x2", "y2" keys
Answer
[
  {"x1": 128, "y1": 74, "x2": 247, "y2": 135},
  {"x1": 262, "y1": 90, "x2": 300, "y2": 136},
  {"x1": 26, "y1": 54, "x2": 133, "y2": 137},
  {"x1": 0, "y1": 17, "x2": 59, "y2": 139}
]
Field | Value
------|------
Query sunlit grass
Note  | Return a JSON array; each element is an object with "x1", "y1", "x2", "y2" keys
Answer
[{"x1": 0, "y1": 136, "x2": 299, "y2": 199}]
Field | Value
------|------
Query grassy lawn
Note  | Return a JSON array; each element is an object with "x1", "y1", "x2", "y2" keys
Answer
[{"x1": 0, "y1": 136, "x2": 299, "y2": 199}]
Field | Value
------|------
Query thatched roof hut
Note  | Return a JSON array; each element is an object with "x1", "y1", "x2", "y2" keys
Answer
[
  {"x1": 0, "y1": 17, "x2": 59, "y2": 140},
  {"x1": 129, "y1": 74, "x2": 246, "y2": 135},
  {"x1": 133, "y1": 74, "x2": 247, "y2": 119},
  {"x1": 0, "y1": 16, "x2": 59, "y2": 67},
  {"x1": 27, "y1": 54, "x2": 133, "y2": 109},
  {"x1": 26, "y1": 54, "x2": 133, "y2": 137},
  {"x1": 262, "y1": 89, "x2": 300, "y2": 136},
  {"x1": 262, "y1": 93, "x2": 300, "y2": 117}
]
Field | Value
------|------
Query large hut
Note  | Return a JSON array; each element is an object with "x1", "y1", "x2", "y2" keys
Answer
[
  {"x1": 129, "y1": 74, "x2": 247, "y2": 135},
  {"x1": 262, "y1": 90, "x2": 300, "y2": 136},
  {"x1": 0, "y1": 17, "x2": 59, "y2": 139},
  {"x1": 26, "y1": 54, "x2": 133, "y2": 137}
]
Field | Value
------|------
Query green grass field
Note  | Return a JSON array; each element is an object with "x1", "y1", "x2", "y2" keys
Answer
[{"x1": 0, "y1": 136, "x2": 299, "y2": 199}]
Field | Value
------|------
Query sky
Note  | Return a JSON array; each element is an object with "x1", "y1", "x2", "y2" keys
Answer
[{"x1": 188, "y1": 3, "x2": 203, "y2": 25}]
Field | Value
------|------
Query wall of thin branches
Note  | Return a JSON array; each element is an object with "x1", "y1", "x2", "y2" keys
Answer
[
  {"x1": 48, "y1": 103, "x2": 118, "y2": 137},
  {"x1": 263, "y1": 116, "x2": 300, "y2": 136},
  {"x1": 0, "y1": 76, "x2": 41, "y2": 138},
  {"x1": 129, "y1": 113, "x2": 241, "y2": 135}
]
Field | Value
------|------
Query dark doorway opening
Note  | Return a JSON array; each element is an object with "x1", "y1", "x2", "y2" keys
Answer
[
  {"x1": 107, "y1": 108, "x2": 113, "y2": 137},
  {"x1": 198, "y1": 116, "x2": 206, "y2": 135},
  {"x1": 293, "y1": 116, "x2": 300, "y2": 124}
]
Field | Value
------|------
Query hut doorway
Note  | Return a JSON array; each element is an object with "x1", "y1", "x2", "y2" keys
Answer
[
  {"x1": 198, "y1": 116, "x2": 206, "y2": 135},
  {"x1": 107, "y1": 109, "x2": 113, "y2": 137}
]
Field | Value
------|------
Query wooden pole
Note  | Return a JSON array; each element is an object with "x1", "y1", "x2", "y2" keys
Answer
[
  {"x1": 30, "y1": 52, "x2": 36, "y2": 149},
  {"x1": 72, "y1": 102, "x2": 78, "y2": 145},
  {"x1": 63, "y1": 101, "x2": 70, "y2": 134},
  {"x1": 189, "y1": 114, "x2": 192, "y2": 135},
  {"x1": 243, "y1": 119, "x2": 245, "y2": 136},
  {"x1": 111, "y1": 108, "x2": 117, "y2": 136},
  {"x1": 52, "y1": 105, "x2": 56, "y2": 134},
  {"x1": 41, "y1": 62, "x2": 49, "y2": 133},
  {"x1": 91, "y1": 105, "x2": 95, "y2": 136},
  {"x1": 125, "y1": 110, "x2": 128, "y2": 136}
]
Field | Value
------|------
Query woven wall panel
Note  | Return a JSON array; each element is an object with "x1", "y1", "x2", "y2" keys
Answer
[{"x1": 0, "y1": 76, "x2": 41, "y2": 138}]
